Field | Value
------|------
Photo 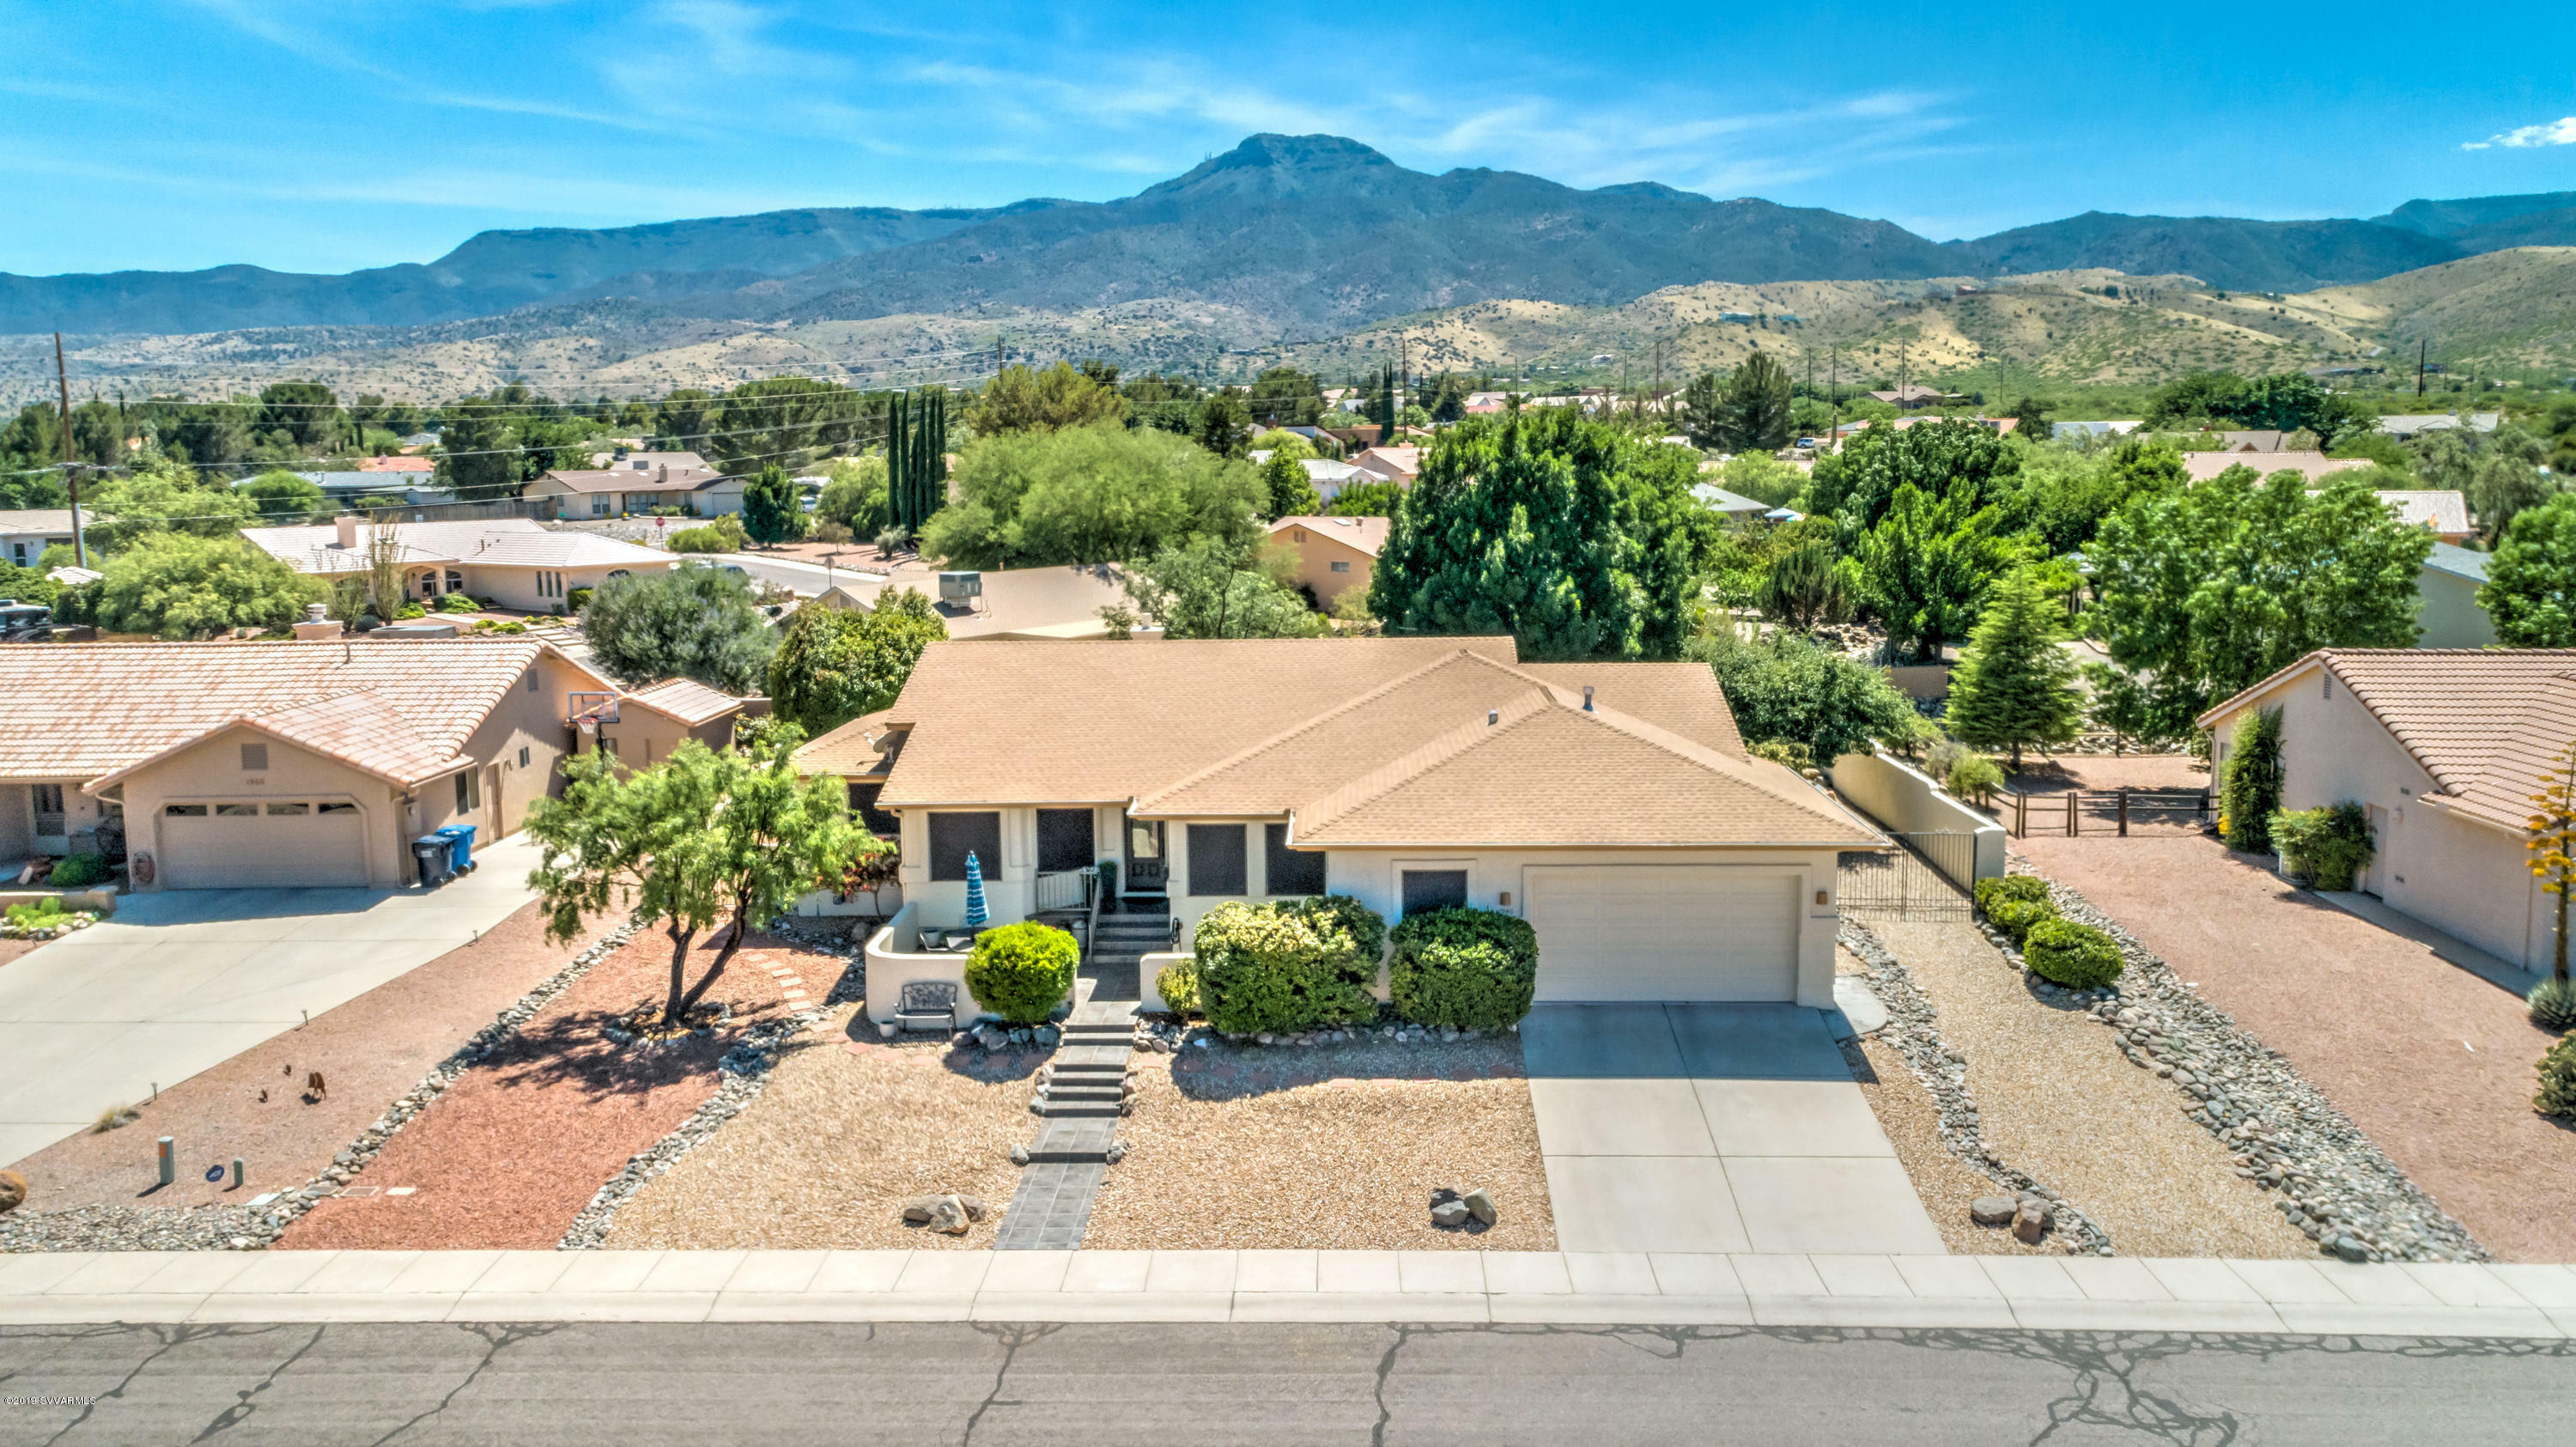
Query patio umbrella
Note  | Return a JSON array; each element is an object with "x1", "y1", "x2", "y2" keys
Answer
[{"x1": 962, "y1": 850, "x2": 989, "y2": 929}]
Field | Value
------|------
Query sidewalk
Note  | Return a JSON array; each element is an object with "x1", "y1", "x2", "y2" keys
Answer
[{"x1": 5, "y1": 1249, "x2": 2571, "y2": 1337}]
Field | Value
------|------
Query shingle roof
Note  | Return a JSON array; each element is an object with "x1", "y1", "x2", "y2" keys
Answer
[
  {"x1": 0, "y1": 509, "x2": 76, "y2": 534},
  {"x1": 240, "y1": 518, "x2": 675, "y2": 575},
  {"x1": 625, "y1": 678, "x2": 750, "y2": 727},
  {"x1": 2182, "y1": 452, "x2": 2371, "y2": 484},
  {"x1": 795, "y1": 709, "x2": 904, "y2": 779},
  {"x1": 1268, "y1": 515, "x2": 1388, "y2": 557},
  {"x1": 2368, "y1": 489, "x2": 2471, "y2": 536},
  {"x1": 816, "y1": 565, "x2": 1133, "y2": 641},
  {"x1": 0, "y1": 638, "x2": 603, "y2": 785}
]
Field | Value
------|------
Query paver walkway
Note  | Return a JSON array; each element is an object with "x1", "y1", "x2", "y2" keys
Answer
[
  {"x1": 0, "y1": 837, "x2": 541, "y2": 1167},
  {"x1": 1522, "y1": 1003, "x2": 1944, "y2": 1255},
  {"x1": 992, "y1": 997, "x2": 1133, "y2": 1250}
]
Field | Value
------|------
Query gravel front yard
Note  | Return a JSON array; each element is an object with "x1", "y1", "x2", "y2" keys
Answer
[
  {"x1": 1839, "y1": 1023, "x2": 2057, "y2": 1257},
  {"x1": 1083, "y1": 1036, "x2": 1553, "y2": 1251},
  {"x1": 276, "y1": 929, "x2": 847, "y2": 1250},
  {"x1": 2015, "y1": 834, "x2": 2576, "y2": 1262},
  {"x1": 1871, "y1": 920, "x2": 2313, "y2": 1259},
  {"x1": 605, "y1": 1005, "x2": 1036, "y2": 1250}
]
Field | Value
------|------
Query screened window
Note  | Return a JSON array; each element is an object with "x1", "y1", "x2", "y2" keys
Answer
[
  {"x1": 1187, "y1": 824, "x2": 1248, "y2": 897},
  {"x1": 1264, "y1": 824, "x2": 1327, "y2": 896},
  {"x1": 1400, "y1": 869, "x2": 1469, "y2": 916},
  {"x1": 454, "y1": 770, "x2": 479, "y2": 812},
  {"x1": 928, "y1": 812, "x2": 1002, "y2": 883},
  {"x1": 1037, "y1": 809, "x2": 1096, "y2": 873}
]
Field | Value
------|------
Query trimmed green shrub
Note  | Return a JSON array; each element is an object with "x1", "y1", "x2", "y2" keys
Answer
[
  {"x1": 962, "y1": 921, "x2": 1078, "y2": 1024},
  {"x1": 1986, "y1": 897, "x2": 2057, "y2": 945},
  {"x1": 45, "y1": 854, "x2": 111, "y2": 888},
  {"x1": 1946, "y1": 753, "x2": 2005, "y2": 801},
  {"x1": 1974, "y1": 874, "x2": 2050, "y2": 915},
  {"x1": 2537, "y1": 1032, "x2": 2576, "y2": 1118},
  {"x1": 1389, "y1": 907, "x2": 1540, "y2": 1030},
  {"x1": 2269, "y1": 802, "x2": 2372, "y2": 891},
  {"x1": 434, "y1": 592, "x2": 482, "y2": 613},
  {"x1": 2023, "y1": 918, "x2": 2125, "y2": 988},
  {"x1": 2219, "y1": 707, "x2": 2284, "y2": 853},
  {"x1": 2530, "y1": 976, "x2": 2576, "y2": 1032},
  {"x1": 1155, "y1": 958, "x2": 1201, "y2": 1017},
  {"x1": 568, "y1": 586, "x2": 593, "y2": 613},
  {"x1": 668, "y1": 524, "x2": 736, "y2": 554},
  {"x1": 1191, "y1": 896, "x2": 1382, "y2": 1035}
]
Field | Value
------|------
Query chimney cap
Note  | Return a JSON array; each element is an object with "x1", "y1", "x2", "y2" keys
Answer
[{"x1": 1487, "y1": 708, "x2": 1498, "y2": 726}]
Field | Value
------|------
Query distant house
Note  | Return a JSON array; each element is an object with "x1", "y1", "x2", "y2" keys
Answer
[
  {"x1": 1267, "y1": 514, "x2": 1387, "y2": 608},
  {"x1": 2052, "y1": 421, "x2": 2144, "y2": 440},
  {"x1": 1867, "y1": 386, "x2": 1950, "y2": 410},
  {"x1": 1351, "y1": 446, "x2": 1422, "y2": 486},
  {"x1": 1719, "y1": 311, "x2": 1756, "y2": 324},
  {"x1": 241, "y1": 515, "x2": 677, "y2": 612},
  {"x1": 2216, "y1": 430, "x2": 2289, "y2": 453},
  {"x1": 1301, "y1": 458, "x2": 1368, "y2": 503},
  {"x1": 2376, "y1": 413, "x2": 2500, "y2": 441},
  {"x1": 355, "y1": 455, "x2": 435, "y2": 474},
  {"x1": 588, "y1": 449, "x2": 712, "y2": 472},
  {"x1": 269, "y1": 471, "x2": 454, "y2": 508},
  {"x1": 1688, "y1": 485, "x2": 1771, "y2": 520},
  {"x1": 527, "y1": 461, "x2": 744, "y2": 518},
  {"x1": 577, "y1": 678, "x2": 765, "y2": 770},
  {"x1": 2180, "y1": 452, "x2": 2371, "y2": 485},
  {"x1": 2417, "y1": 543, "x2": 2497, "y2": 649},
  {"x1": 0, "y1": 509, "x2": 79, "y2": 568},
  {"x1": 809, "y1": 563, "x2": 1143, "y2": 641},
  {"x1": 2364, "y1": 489, "x2": 2475, "y2": 545}
]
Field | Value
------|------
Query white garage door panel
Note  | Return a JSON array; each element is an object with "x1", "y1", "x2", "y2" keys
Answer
[
  {"x1": 1525, "y1": 866, "x2": 1798, "y2": 1002},
  {"x1": 162, "y1": 808, "x2": 369, "y2": 889}
]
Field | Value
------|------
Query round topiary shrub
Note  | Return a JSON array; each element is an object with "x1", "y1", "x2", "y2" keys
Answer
[
  {"x1": 1192, "y1": 897, "x2": 1381, "y2": 1036},
  {"x1": 962, "y1": 921, "x2": 1078, "y2": 1024},
  {"x1": 2529, "y1": 976, "x2": 2576, "y2": 1032},
  {"x1": 1389, "y1": 907, "x2": 1540, "y2": 1030},
  {"x1": 2023, "y1": 918, "x2": 2125, "y2": 988},
  {"x1": 1155, "y1": 958, "x2": 1200, "y2": 1017},
  {"x1": 46, "y1": 853, "x2": 111, "y2": 888},
  {"x1": 1974, "y1": 874, "x2": 2051, "y2": 916},
  {"x1": 1986, "y1": 897, "x2": 2057, "y2": 946},
  {"x1": 2537, "y1": 1033, "x2": 2576, "y2": 1119}
]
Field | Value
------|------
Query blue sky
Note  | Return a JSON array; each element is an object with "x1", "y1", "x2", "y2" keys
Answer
[{"x1": 4, "y1": 0, "x2": 2574, "y2": 277}]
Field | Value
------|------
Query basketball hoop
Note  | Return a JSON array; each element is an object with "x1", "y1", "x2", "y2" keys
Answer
[{"x1": 568, "y1": 692, "x2": 621, "y2": 731}]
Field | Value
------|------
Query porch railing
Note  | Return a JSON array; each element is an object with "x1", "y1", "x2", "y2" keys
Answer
[{"x1": 1035, "y1": 866, "x2": 1098, "y2": 916}]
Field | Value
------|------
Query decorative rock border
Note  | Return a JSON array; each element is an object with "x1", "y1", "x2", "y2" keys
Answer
[
  {"x1": 1839, "y1": 919, "x2": 2114, "y2": 1256},
  {"x1": 0, "y1": 919, "x2": 646, "y2": 1255},
  {"x1": 2003, "y1": 856, "x2": 2488, "y2": 1265},
  {"x1": 557, "y1": 927, "x2": 865, "y2": 1249}
]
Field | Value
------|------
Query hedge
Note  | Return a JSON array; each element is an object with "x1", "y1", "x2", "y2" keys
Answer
[
  {"x1": 1191, "y1": 895, "x2": 1383, "y2": 1035},
  {"x1": 2269, "y1": 802, "x2": 2373, "y2": 891},
  {"x1": 46, "y1": 853, "x2": 112, "y2": 888},
  {"x1": 962, "y1": 921, "x2": 1078, "y2": 1024},
  {"x1": 1389, "y1": 907, "x2": 1539, "y2": 1030},
  {"x1": 2023, "y1": 917, "x2": 2125, "y2": 988}
]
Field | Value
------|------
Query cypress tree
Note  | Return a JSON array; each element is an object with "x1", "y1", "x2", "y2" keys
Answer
[{"x1": 886, "y1": 392, "x2": 910, "y2": 532}]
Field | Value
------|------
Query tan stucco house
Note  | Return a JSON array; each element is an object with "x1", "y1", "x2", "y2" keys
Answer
[
  {"x1": 2201, "y1": 649, "x2": 2575, "y2": 974},
  {"x1": 527, "y1": 459, "x2": 743, "y2": 518},
  {"x1": 811, "y1": 637, "x2": 1885, "y2": 1024},
  {"x1": 242, "y1": 516, "x2": 677, "y2": 613},
  {"x1": 577, "y1": 678, "x2": 764, "y2": 769},
  {"x1": 1266, "y1": 514, "x2": 1387, "y2": 608},
  {"x1": 0, "y1": 638, "x2": 676, "y2": 890}
]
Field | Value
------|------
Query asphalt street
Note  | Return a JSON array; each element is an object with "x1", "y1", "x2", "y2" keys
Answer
[
  {"x1": 678, "y1": 550, "x2": 871, "y2": 596},
  {"x1": 5, "y1": 1320, "x2": 2573, "y2": 1446}
]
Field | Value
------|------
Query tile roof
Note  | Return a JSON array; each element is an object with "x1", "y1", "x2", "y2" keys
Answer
[
  {"x1": 1269, "y1": 515, "x2": 1388, "y2": 557},
  {"x1": 625, "y1": 677, "x2": 751, "y2": 727},
  {"x1": 1352, "y1": 447, "x2": 1422, "y2": 480},
  {"x1": 0, "y1": 638, "x2": 605, "y2": 785},
  {"x1": 2182, "y1": 452, "x2": 2370, "y2": 484},
  {"x1": 355, "y1": 456, "x2": 435, "y2": 472},
  {"x1": 240, "y1": 518, "x2": 675, "y2": 575}
]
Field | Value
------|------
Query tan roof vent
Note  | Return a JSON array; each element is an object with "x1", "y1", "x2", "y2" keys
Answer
[
  {"x1": 1487, "y1": 709, "x2": 1498, "y2": 727},
  {"x1": 1583, "y1": 685, "x2": 1595, "y2": 712},
  {"x1": 336, "y1": 514, "x2": 358, "y2": 550}
]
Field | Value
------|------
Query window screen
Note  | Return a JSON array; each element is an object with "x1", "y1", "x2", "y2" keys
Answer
[
  {"x1": 1037, "y1": 809, "x2": 1096, "y2": 873},
  {"x1": 1400, "y1": 869, "x2": 1469, "y2": 915},
  {"x1": 240, "y1": 742, "x2": 269, "y2": 772},
  {"x1": 1187, "y1": 824, "x2": 1247, "y2": 897},
  {"x1": 1265, "y1": 824, "x2": 1327, "y2": 896},
  {"x1": 928, "y1": 812, "x2": 1002, "y2": 882}
]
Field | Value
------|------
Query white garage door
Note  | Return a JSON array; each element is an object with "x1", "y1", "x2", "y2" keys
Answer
[
  {"x1": 1522, "y1": 866, "x2": 1799, "y2": 1002},
  {"x1": 160, "y1": 801, "x2": 369, "y2": 890}
]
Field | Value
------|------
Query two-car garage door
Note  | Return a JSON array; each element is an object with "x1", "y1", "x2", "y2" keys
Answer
[
  {"x1": 1522, "y1": 866, "x2": 1799, "y2": 1002},
  {"x1": 160, "y1": 801, "x2": 369, "y2": 890}
]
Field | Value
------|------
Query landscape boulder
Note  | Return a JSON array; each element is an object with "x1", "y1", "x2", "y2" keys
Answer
[
  {"x1": 0, "y1": 1169, "x2": 24, "y2": 1214},
  {"x1": 928, "y1": 1196, "x2": 971, "y2": 1234},
  {"x1": 1969, "y1": 1195, "x2": 2018, "y2": 1226},
  {"x1": 1431, "y1": 1200, "x2": 1470, "y2": 1228},
  {"x1": 2014, "y1": 1200, "x2": 2053, "y2": 1243},
  {"x1": 1461, "y1": 1188, "x2": 1498, "y2": 1226}
]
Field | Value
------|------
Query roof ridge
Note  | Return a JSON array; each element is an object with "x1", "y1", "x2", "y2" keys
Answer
[{"x1": 1292, "y1": 686, "x2": 1559, "y2": 835}]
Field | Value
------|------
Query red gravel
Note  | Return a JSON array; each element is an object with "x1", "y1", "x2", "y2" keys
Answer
[
  {"x1": 7, "y1": 900, "x2": 621, "y2": 1209},
  {"x1": 276, "y1": 927, "x2": 849, "y2": 1250},
  {"x1": 2019, "y1": 832, "x2": 2576, "y2": 1262}
]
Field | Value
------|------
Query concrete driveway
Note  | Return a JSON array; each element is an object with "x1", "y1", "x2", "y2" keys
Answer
[
  {"x1": 1522, "y1": 1003, "x2": 1944, "y2": 1255},
  {"x1": 0, "y1": 836, "x2": 543, "y2": 1168}
]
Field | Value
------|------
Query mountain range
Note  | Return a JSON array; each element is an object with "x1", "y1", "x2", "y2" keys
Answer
[{"x1": 5, "y1": 134, "x2": 2573, "y2": 349}]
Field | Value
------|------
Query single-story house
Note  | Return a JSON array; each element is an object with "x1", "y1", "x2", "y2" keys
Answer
[
  {"x1": 1689, "y1": 485, "x2": 1771, "y2": 520},
  {"x1": 2366, "y1": 489, "x2": 2475, "y2": 545},
  {"x1": 588, "y1": 449, "x2": 710, "y2": 472},
  {"x1": 827, "y1": 637, "x2": 1885, "y2": 1019},
  {"x1": 0, "y1": 508, "x2": 78, "y2": 568},
  {"x1": 2418, "y1": 543, "x2": 2498, "y2": 649},
  {"x1": 1302, "y1": 458, "x2": 1370, "y2": 503},
  {"x1": 526, "y1": 461, "x2": 744, "y2": 519},
  {"x1": 2215, "y1": 430, "x2": 2289, "y2": 453},
  {"x1": 808, "y1": 563, "x2": 1144, "y2": 641},
  {"x1": 576, "y1": 678, "x2": 764, "y2": 769},
  {"x1": 0, "y1": 637, "x2": 689, "y2": 890},
  {"x1": 2201, "y1": 649, "x2": 2576, "y2": 974},
  {"x1": 1351, "y1": 446, "x2": 1422, "y2": 486},
  {"x1": 2181, "y1": 452, "x2": 2372, "y2": 485},
  {"x1": 265, "y1": 471, "x2": 454, "y2": 508},
  {"x1": 1266, "y1": 514, "x2": 1387, "y2": 607},
  {"x1": 1867, "y1": 386, "x2": 1950, "y2": 410},
  {"x1": 241, "y1": 515, "x2": 678, "y2": 612},
  {"x1": 2377, "y1": 413, "x2": 2500, "y2": 441}
]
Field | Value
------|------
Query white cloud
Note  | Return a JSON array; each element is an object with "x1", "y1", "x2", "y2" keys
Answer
[{"x1": 2463, "y1": 116, "x2": 2576, "y2": 150}]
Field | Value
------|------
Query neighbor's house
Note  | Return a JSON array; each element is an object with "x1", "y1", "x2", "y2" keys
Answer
[
  {"x1": 1688, "y1": 485, "x2": 1771, "y2": 521},
  {"x1": 588, "y1": 449, "x2": 710, "y2": 472},
  {"x1": 1351, "y1": 446, "x2": 1422, "y2": 487},
  {"x1": 820, "y1": 638, "x2": 1885, "y2": 1023},
  {"x1": 0, "y1": 509, "x2": 78, "y2": 568},
  {"x1": 1867, "y1": 386, "x2": 1951, "y2": 410},
  {"x1": 2377, "y1": 413, "x2": 2500, "y2": 441},
  {"x1": 2212, "y1": 430, "x2": 2289, "y2": 453},
  {"x1": 0, "y1": 638, "x2": 662, "y2": 889},
  {"x1": 2180, "y1": 452, "x2": 2371, "y2": 485},
  {"x1": 355, "y1": 455, "x2": 435, "y2": 474},
  {"x1": 574, "y1": 678, "x2": 764, "y2": 769},
  {"x1": 242, "y1": 515, "x2": 678, "y2": 612},
  {"x1": 2200, "y1": 649, "x2": 2576, "y2": 974},
  {"x1": 1266, "y1": 515, "x2": 1386, "y2": 608},
  {"x1": 526, "y1": 460, "x2": 744, "y2": 519},
  {"x1": 2417, "y1": 543, "x2": 2498, "y2": 649},
  {"x1": 2052, "y1": 421, "x2": 2144, "y2": 441},
  {"x1": 809, "y1": 563, "x2": 1141, "y2": 641},
  {"x1": 266, "y1": 471, "x2": 454, "y2": 508},
  {"x1": 2360, "y1": 489, "x2": 2475, "y2": 545}
]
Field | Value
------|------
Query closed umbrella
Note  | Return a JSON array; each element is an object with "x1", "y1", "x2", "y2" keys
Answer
[{"x1": 962, "y1": 850, "x2": 989, "y2": 930}]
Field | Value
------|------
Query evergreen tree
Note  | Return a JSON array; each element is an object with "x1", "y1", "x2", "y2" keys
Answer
[
  {"x1": 740, "y1": 464, "x2": 805, "y2": 545},
  {"x1": 2219, "y1": 707, "x2": 2286, "y2": 853},
  {"x1": 1682, "y1": 369, "x2": 1727, "y2": 451},
  {"x1": 1197, "y1": 390, "x2": 1250, "y2": 459},
  {"x1": 1942, "y1": 570, "x2": 2082, "y2": 769},
  {"x1": 1261, "y1": 450, "x2": 1322, "y2": 520},
  {"x1": 1719, "y1": 353, "x2": 1795, "y2": 453}
]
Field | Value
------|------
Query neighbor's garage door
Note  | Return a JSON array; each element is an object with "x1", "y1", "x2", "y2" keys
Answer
[
  {"x1": 160, "y1": 802, "x2": 368, "y2": 889},
  {"x1": 1522, "y1": 866, "x2": 1798, "y2": 1002}
]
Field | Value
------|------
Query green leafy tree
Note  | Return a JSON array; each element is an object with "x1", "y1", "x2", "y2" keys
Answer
[
  {"x1": 765, "y1": 587, "x2": 948, "y2": 734},
  {"x1": 1261, "y1": 450, "x2": 1323, "y2": 520},
  {"x1": 2003, "y1": 396, "x2": 2055, "y2": 440},
  {"x1": 1943, "y1": 570, "x2": 2083, "y2": 768},
  {"x1": 964, "y1": 362, "x2": 1127, "y2": 435},
  {"x1": 2482, "y1": 492, "x2": 2576, "y2": 647},
  {"x1": 235, "y1": 470, "x2": 330, "y2": 522},
  {"x1": 1850, "y1": 483, "x2": 2018, "y2": 662},
  {"x1": 814, "y1": 454, "x2": 890, "y2": 539},
  {"x1": 1197, "y1": 389, "x2": 1251, "y2": 459},
  {"x1": 739, "y1": 464, "x2": 805, "y2": 546},
  {"x1": 93, "y1": 533, "x2": 317, "y2": 640},
  {"x1": 1327, "y1": 479, "x2": 1406, "y2": 517},
  {"x1": 2219, "y1": 707, "x2": 2286, "y2": 853},
  {"x1": 1243, "y1": 367, "x2": 1325, "y2": 426},
  {"x1": 582, "y1": 562, "x2": 777, "y2": 694},
  {"x1": 1688, "y1": 626, "x2": 1917, "y2": 763},
  {"x1": 2143, "y1": 370, "x2": 2372, "y2": 447},
  {"x1": 252, "y1": 380, "x2": 346, "y2": 454},
  {"x1": 2014, "y1": 436, "x2": 2187, "y2": 554},
  {"x1": 434, "y1": 398, "x2": 520, "y2": 501},
  {"x1": 1807, "y1": 416, "x2": 2025, "y2": 533},
  {"x1": 2090, "y1": 468, "x2": 2433, "y2": 736},
  {"x1": 526, "y1": 730, "x2": 879, "y2": 1026},
  {"x1": 88, "y1": 459, "x2": 255, "y2": 550},
  {"x1": 920, "y1": 424, "x2": 1261, "y2": 569},
  {"x1": 1121, "y1": 538, "x2": 1323, "y2": 638}
]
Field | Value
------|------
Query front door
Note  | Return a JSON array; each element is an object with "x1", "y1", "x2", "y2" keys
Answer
[{"x1": 1125, "y1": 818, "x2": 1167, "y2": 894}]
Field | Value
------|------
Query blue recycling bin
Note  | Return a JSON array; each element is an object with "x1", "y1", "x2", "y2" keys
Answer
[{"x1": 433, "y1": 824, "x2": 477, "y2": 874}]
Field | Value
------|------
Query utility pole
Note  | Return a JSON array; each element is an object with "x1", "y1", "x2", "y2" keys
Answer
[
  {"x1": 1829, "y1": 349, "x2": 1840, "y2": 453},
  {"x1": 2417, "y1": 337, "x2": 2427, "y2": 398},
  {"x1": 996, "y1": 334, "x2": 1005, "y2": 376},
  {"x1": 54, "y1": 332, "x2": 86, "y2": 568}
]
